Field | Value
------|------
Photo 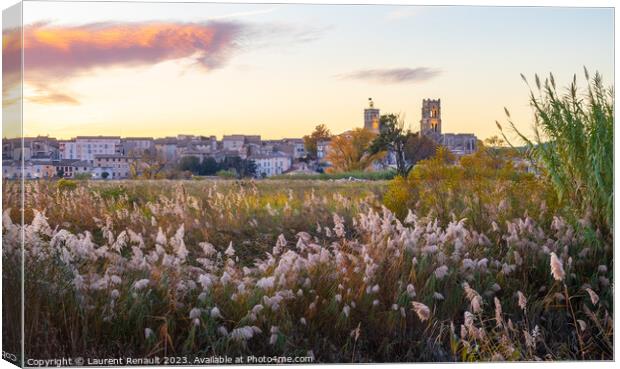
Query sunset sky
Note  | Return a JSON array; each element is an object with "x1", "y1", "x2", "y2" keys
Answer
[{"x1": 6, "y1": 1, "x2": 614, "y2": 140}]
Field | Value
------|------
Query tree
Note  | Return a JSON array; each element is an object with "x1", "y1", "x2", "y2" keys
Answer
[
  {"x1": 472, "y1": 135, "x2": 519, "y2": 171},
  {"x1": 325, "y1": 128, "x2": 385, "y2": 172},
  {"x1": 404, "y1": 133, "x2": 438, "y2": 167},
  {"x1": 303, "y1": 124, "x2": 331, "y2": 159},
  {"x1": 245, "y1": 160, "x2": 258, "y2": 178},
  {"x1": 130, "y1": 149, "x2": 169, "y2": 179},
  {"x1": 221, "y1": 156, "x2": 256, "y2": 178},
  {"x1": 200, "y1": 157, "x2": 220, "y2": 175},
  {"x1": 101, "y1": 171, "x2": 110, "y2": 179},
  {"x1": 369, "y1": 114, "x2": 410, "y2": 176},
  {"x1": 179, "y1": 156, "x2": 201, "y2": 174}
]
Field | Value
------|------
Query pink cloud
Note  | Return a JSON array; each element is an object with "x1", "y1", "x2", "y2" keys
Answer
[{"x1": 3, "y1": 21, "x2": 244, "y2": 104}]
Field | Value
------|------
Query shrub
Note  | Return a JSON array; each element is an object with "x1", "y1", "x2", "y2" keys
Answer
[
  {"x1": 216, "y1": 169, "x2": 237, "y2": 179},
  {"x1": 382, "y1": 176, "x2": 411, "y2": 219},
  {"x1": 56, "y1": 178, "x2": 77, "y2": 191},
  {"x1": 73, "y1": 172, "x2": 92, "y2": 180},
  {"x1": 384, "y1": 146, "x2": 556, "y2": 232}
]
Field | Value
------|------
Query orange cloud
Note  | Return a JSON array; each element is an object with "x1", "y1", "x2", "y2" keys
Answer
[
  {"x1": 3, "y1": 21, "x2": 243, "y2": 104},
  {"x1": 21, "y1": 21, "x2": 243, "y2": 76}
]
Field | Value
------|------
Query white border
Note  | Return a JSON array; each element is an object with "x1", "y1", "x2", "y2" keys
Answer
[{"x1": 0, "y1": 1, "x2": 616, "y2": 369}]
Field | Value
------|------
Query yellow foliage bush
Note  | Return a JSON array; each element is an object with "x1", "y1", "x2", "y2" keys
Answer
[
  {"x1": 383, "y1": 148, "x2": 559, "y2": 232},
  {"x1": 383, "y1": 176, "x2": 411, "y2": 219}
]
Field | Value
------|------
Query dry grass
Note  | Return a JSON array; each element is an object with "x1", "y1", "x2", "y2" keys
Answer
[{"x1": 1, "y1": 178, "x2": 612, "y2": 362}]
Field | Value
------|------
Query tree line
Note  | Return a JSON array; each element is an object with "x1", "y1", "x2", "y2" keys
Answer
[{"x1": 178, "y1": 156, "x2": 257, "y2": 178}]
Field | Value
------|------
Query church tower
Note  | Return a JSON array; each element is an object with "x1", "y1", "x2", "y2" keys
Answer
[
  {"x1": 364, "y1": 98, "x2": 381, "y2": 133},
  {"x1": 420, "y1": 99, "x2": 441, "y2": 137}
]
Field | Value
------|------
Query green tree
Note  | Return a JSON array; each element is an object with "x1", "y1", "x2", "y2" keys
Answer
[
  {"x1": 179, "y1": 156, "x2": 201, "y2": 174},
  {"x1": 200, "y1": 157, "x2": 220, "y2": 175},
  {"x1": 303, "y1": 124, "x2": 331, "y2": 159},
  {"x1": 403, "y1": 133, "x2": 438, "y2": 168},
  {"x1": 221, "y1": 156, "x2": 256, "y2": 178},
  {"x1": 369, "y1": 114, "x2": 410, "y2": 177}
]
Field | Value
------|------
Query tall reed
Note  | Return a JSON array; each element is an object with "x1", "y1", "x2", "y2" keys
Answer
[{"x1": 498, "y1": 69, "x2": 613, "y2": 236}]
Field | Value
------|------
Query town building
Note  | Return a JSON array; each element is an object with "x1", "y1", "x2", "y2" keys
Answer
[
  {"x1": 2, "y1": 160, "x2": 57, "y2": 179},
  {"x1": 54, "y1": 159, "x2": 83, "y2": 178},
  {"x1": 93, "y1": 154, "x2": 132, "y2": 179},
  {"x1": 442, "y1": 133, "x2": 477, "y2": 156},
  {"x1": 2, "y1": 160, "x2": 16, "y2": 179},
  {"x1": 364, "y1": 98, "x2": 381, "y2": 133},
  {"x1": 122, "y1": 137, "x2": 155, "y2": 156},
  {"x1": 176, "y1": 135, "x2": 218, "y2": 159},
  {"x1": 2, "y1": 136, "x2": 59, "y2": 161},
  {"x1": 222, "y1": 135, "x2": 246, "y2": 152},
  {"x1": 58, "y1": 140, "x2": 77, "y2": 160},
  {"x1": 280, "y1": 138, "x2": 307, "y2": 159},
  {"x1": 59, "y1": 136, "x2": 122, "y2": 163},
  {"x1": 71, "y1": 160, "x2": 93, "y2": 177},
  {"x1": 250, "y1": 152, "x2": 292, "y2": 177},
  {"x1": 154, "y1": 137, "x2": 178, "y2": 161},
  {"x1": 222, "y1": 135, "x2": 261, "y2": 152}
]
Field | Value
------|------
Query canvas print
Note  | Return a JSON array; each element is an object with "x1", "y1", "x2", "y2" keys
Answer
[{"x1": 1, "y1": 0, "x2": 615, "y2": 366}]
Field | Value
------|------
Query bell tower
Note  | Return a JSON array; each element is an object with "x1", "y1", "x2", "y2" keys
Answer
[
  {"x1": 364, "y1": 98, "x2": 381, "y2": 133},
  {"x1": 420, "y1": 99, "x2": 441, "y2": 137}
]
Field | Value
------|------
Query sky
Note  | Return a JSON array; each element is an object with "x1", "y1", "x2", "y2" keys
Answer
[{"x1": 3, "y1": 1, "x2": 614, "y2": 140}]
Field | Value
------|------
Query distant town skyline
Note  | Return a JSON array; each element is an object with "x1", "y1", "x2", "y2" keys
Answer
[{"x1": 4, "y1": 2, "x2": 614, "y2": 141}]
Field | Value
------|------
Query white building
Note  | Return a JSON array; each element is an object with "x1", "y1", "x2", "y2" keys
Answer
[
  {"x1": 59, "y1": 140, "x2": 77, "y2": 160},
  {"x1": 59, "y1": 136, "x2": 122, "y2": 164},
  {"x1": 250, "y1": 152, "x2": 292, "y2": 177}
]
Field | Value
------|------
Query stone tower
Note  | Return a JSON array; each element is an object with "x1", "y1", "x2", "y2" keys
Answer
[
  {"x1": 364, "y1": 98, "x2": 381, "y2": 133},
  {"x1": 420, "y1": 99, "x2": 441, "y2": 137}
]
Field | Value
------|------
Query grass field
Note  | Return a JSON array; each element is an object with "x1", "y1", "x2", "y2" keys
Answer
[{"x1": 1, "y1": 177, "x2": 612, "y2": 362}]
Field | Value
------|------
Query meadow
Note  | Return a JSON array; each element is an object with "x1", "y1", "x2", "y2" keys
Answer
[{"x1": 1, "y1": 175, "x2": 613, "y2": 362}]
